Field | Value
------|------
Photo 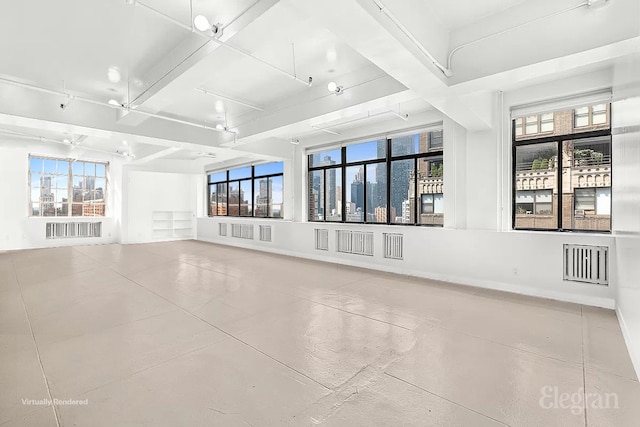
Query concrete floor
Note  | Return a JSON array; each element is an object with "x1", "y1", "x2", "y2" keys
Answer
[{"x1": 1, "y1": 240, "x2": 638, "y2": 426}]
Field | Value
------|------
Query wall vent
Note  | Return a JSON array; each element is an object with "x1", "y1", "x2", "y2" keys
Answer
[
  {"x1": 314, "y1": 228, "x2": 329, "y2": 251},
  {"x1": 383, "y1": 233, "x2": 404, "y2": 260},
  {"x1": 219, "y1": 223, "x2": 227, "y2": 236},
  {"x1": 259, "y1": 225, "x2": 272, "y2": 242},
  {"x1": 336, "y1": 230, "x2": 374, "y2": 256},
  {"x1": 231, "y1": 223, "x2": 254, "y2": 239},
  {"x1": 46, "y1": 222, "x2": 102, "y2": 239},
  {"x1": 563, "y1": 244, "x2": 609, "y2": 285}
]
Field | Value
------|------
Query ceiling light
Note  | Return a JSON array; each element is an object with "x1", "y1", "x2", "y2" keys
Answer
[
  {"x1": 107, "y1": 67, "x2": 121, "y2": 83},
  {"x1": 290, "y1": 138, "x2": 300, "y2": 145},
  {"x1": 63, "y1": 138, "x2": 71, "y2": 144},
  {"x1": 108, "y1": 99, "x2": 121, "y2": 106},
  {"x1": 194, "y1": 15, "x2": 210, "y2": 31},
  {"x1": 327, "y1": 81, "x2": 343, "y2": 95},
  {"x1": 122, "y1": 140, "x2": 128, "y2": 146},
  {"x1": 216, "y1": 124, "x2": 224, "y2": 130},
  {"x1": 193, "y1": 15, "x2": 222, "y2": 36}
]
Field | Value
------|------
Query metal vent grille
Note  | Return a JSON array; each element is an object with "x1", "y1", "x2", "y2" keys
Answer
[
  {"x1": 231, "y1": 224, "x2": 254, "y2": 239},
  {"x1": 314, "y1": 229, "x2": 329, "y2": 251},
  {"x1": 46, "y1": 222, "x2": 102, "y2": 239},
  {"x1": 383, "y1": 233, "x2": 403, "y2": 260},
  {"x1": 563, "y1": 244, "x2": 609, "y2": 285},
  {"x1": 219, "y1": 223, "x2": 227, "y2": 236},
  {"x1": 259, "y1": 225, "x2": 272, "y2": 242},
  {"x1": 336, "y1": 230, "x2": 374, "y2": 256}
]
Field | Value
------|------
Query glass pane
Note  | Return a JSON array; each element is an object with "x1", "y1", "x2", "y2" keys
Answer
[
  {"x1": 324, "y1": 167, "x2": 342, "y2": 221},
  {"x1": 428, "y1": 130, "x2": 443, "y2": 152},
  {"x1": 72, "y1": 204, "x2": 83, "y2": 216},
  {"x1": 95, "y1": 163, "x2": 106, "y2": 176},
  {"x1": 59, "y1": 204, "x2": 70, "y2": 216},
  {"x1": 346, "y1": 140, "x2": 386, "y2": 163},
  {"x1": 417, "y1": 155, "x2": 444, "y2": 225},
  {"x1": 54, "y1": 176, "x2": 68, "y2": 188},
  {"x1": 268, "y1": 176, "x2": 283, "y2": 218},
  {"x1": 84, "y1": 162, "x2": 96, "y2": 176},
  {"x1": 390, "y1": 159, "x2": 413, "y2": 224},
  {"x1": 345, "y1": 165, "x2": 364, "y2": 222},
  {"x1": 575, "y1": 188, "x2": 595, "y2": 210},
  {"x1": 596, "y1": 188, "x2": 611, "y2": 215},
  {"x1": 30, "y1": 157, "x2": 43, "y2": 173},
  {"x1": 208, "y1": 171, "x2": 226, "y2": 183},
  {"x1": 421, "y1": 194, "x2": 433, "y2": 214},
  {"x1": 514, "y1": 142, "x2": 557, "y2": 230},
  {"x1": 433, "y1": 194, "x2": 444, "y2": 214},
  {"x1": 228, "y1": 166, "x2": 251, "y2": 180},
  {"x1": 209, "y1": 186, "x2": 217, "y2": 216},
  {"x1": 216, "y1": 183, "x2": 227, "y2": 216},
  {"x1": 565, "y1": 136, "x2": 611, "y2": 231},
  {"x1": 254, "y1": 178, "x2": 269, "y2": 217},
  {"x1": 31, "y1": 203, "x2": 40, "y2": 216},
  {"x1": 366, "y1": 163, "x2": 385, "y2": 223},
  {"x1": 57, "y1": 160, "x2": 69, "y2": 175},
  {"x1": 240, "y1": 180, "x2": 252, "y2": 216},
  {"x1": 309, "y1": 149, "x2": 341, "y2": 168},
  {"x1": 55, "y1": 189, "x2": 68, "y2": 203},
  {"x1": 44, "y1": 159, "x2": 56, "y2": 174},
  {"x1": 255, "y1": 162, "x2": 284, "y2": 176},
  {"x1": 73, "y1": 161, "x2": 84, "y2": 176},
  {"x1": 309, "y1": 170, "x2": 324, "y2": 220},
  {"x1": 228, "y1": 182, "x2": 240, "y2": 216},
  {"x1": 391, "y1": 134, "x2": 418, "y2": 157}
]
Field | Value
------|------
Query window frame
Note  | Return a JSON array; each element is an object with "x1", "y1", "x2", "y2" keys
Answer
[
  {"x1": 511, "y1": 107, "x2": 612, "y2": 233},
  {"x1": 28, "y1": 155, "x2": 108, "y2": 217},
  {"x1": 308, "y1": 129, "x2": 444, "y2": 226},
  {"x1": 207, "y1": 162, "x2": 284, "y2": 219}
]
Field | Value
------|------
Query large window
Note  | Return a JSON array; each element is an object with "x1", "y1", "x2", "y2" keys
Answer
[
  {"x1": 308, "y1": 128, "x2": 444, "y2": 225},
  {"x1": 208, "y1": 162, "x2": 284, "y2": 218},
  {"x1": 29, "y1": 156, "x2": 107, "y2": 217},
  {"x1": 513, "y1": 102, "x2": 611, "y2": 232}
]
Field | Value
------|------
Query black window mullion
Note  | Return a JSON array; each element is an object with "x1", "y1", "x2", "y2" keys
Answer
[
  {"x1": 386, "y1": 138, "x2": 391, "y2": 224},
  {"x1": 414, "y1": 157, "x2": 418, "y2": 225},
  {"x1": 557, "y1": 140, "x2": 563, "y2": 231}
]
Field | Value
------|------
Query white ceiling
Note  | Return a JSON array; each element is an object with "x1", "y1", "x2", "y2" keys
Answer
[{"x1": 0, "y1": 0, "x2": 636, "y2": 169}]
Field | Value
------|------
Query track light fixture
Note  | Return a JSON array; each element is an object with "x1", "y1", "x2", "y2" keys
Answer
[
  {"x1": 193, "y1": 15, "x2": 223, "y2": 37},
  {"x1": 327, "y1": 81, "x2": 343, "y2": 95},
  {"x1": 289, "y1": 138, "x2": 300, "y2": 145}
]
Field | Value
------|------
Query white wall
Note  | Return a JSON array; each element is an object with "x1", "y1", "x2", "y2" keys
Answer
[
  {"x1": 0, "y1": 137, "x2": 123, "y2": 250},
  {"x1": 120, "y1": 170, "x2": 199, "y2": 244},
  {"x1": 198, "y1": 218, "x2": 615, "y2": 307},
  {"x1": 612, "y1": 92, "x2": 640, "y2": 377}
]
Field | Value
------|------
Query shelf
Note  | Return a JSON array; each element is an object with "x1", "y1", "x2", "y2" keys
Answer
[{"x1": 152, "y1": 211, "x2": 194, "y2": 240}]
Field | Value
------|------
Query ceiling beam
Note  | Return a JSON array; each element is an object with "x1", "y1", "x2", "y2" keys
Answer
[
  {"x1": 286, "y1": 0, "x2": 494, "y2": 131},
  {"x1": 117, "y1": 0, "x2": 281, "y2": 126}
]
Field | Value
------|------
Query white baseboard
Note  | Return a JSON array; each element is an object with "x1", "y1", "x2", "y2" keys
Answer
[{"x1": 616, "y1": 305, "x2": 640, "y2": 381}]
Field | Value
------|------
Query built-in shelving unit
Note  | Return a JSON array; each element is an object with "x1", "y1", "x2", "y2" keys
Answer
[{"x1": 152, "y1": 211, "x2": 194, "y2": 240}]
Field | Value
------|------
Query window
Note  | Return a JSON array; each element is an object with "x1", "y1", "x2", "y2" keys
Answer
[
  {"x1": 574, "y1": 104, "x2": 608, "y2": 128},
  {"x1": 208, "y1": 162, "x2": 284, "y2": 218},
  {"x1": 29, "y1": 156, "x2": 107, "y2": 217},
  {"x1": 308, "y1": 128, "x2": 444, "y2": 226},
  {"x1": 512, "y1": 102, "x2": 611, "y2": 232},
  {"x1": 514, "y1": 113, "x2": 554, "y2": 138}
]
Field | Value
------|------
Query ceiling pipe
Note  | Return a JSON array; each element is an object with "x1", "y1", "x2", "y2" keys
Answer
[
  {"x1": 372, "y1": 0, "x2": 452, "y2": 77},
  {"x1": 446, "y1": 1, "x2": 596, "y2": 73},
  {"x1": 0, "y1": 76, "x2": 236, "y2": 136},
  {"x1": 0, "y1": 128, "x2": 133, "y2": 158}
]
